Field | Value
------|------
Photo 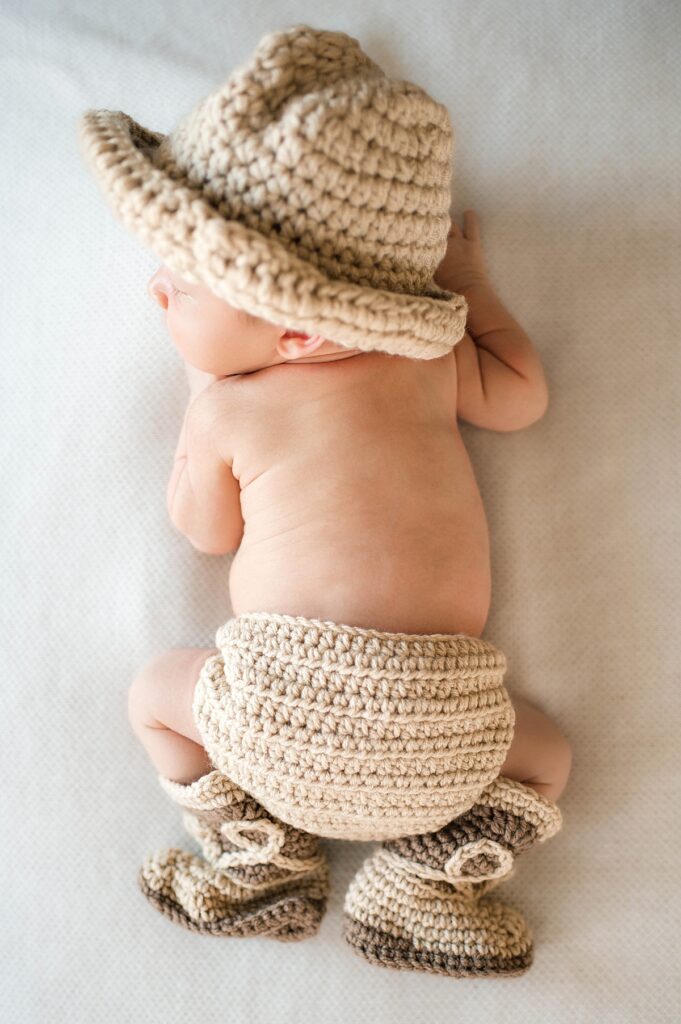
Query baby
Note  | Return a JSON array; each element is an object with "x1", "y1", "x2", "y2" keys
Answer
[
  {"x1": 132, "y1": 212, "x2": 572, "y2": 804},
  {"x1": 80, "y1": 25, "x2": 571, "y2": 976}
]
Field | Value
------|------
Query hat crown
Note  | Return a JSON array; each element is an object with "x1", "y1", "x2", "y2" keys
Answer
[{"x1": 153, "y1": 26, "x2": 454, "y2": 295}]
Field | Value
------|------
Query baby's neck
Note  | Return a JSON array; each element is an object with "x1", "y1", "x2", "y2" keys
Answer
[
  {"x1": 232, "y1": 345, "x2": 369, "y2": 379},
  {"x1": 290, "y1": 347, "x2": 365, "y2": 365}
]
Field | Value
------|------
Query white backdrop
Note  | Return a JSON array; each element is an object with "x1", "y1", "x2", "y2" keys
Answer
[{"x1": 2, "y1": 1, "x2": 680, "y2": 1021}]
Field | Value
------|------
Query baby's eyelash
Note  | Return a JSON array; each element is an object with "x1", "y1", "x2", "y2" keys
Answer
[{"x1": 169, "y1": 282, "x2": 185, "y2": 297}]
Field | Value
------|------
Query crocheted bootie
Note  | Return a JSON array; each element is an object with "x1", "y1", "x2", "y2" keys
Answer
[
  {"x1": 138, "y1": 768, "x2": 330, "y2": 941},
  {"x1": 343, "y1": 776, "x2": 562, "y2": 976}
]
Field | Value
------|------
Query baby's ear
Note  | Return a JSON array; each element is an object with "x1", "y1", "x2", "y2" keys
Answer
[{"x1": 276, "y1": 329, "x2": 325, "y2": 360}]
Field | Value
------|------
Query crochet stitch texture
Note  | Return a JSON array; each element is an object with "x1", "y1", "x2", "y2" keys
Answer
[
  {"x1": 78, "y1": 24, "x2": 468, "y2": 359},
  {"x1": 192, "y1": 612, "x2": 516, "y2": 841},
  {"x1": 78, "y1": 23, "x2": 565, "y2": 974}
]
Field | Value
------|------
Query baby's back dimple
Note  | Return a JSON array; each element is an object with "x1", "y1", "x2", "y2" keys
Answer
[{"x1": 226, "y1": 350, "x2": 492, "y2": 636}]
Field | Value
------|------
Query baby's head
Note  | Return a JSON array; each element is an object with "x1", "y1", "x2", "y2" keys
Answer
[
  {"x1": 80, "y1": 28, "x2": 468, "y2": 367},
  {"x1": 148, "y1": 264, "x2": 363, "y2": 377}
]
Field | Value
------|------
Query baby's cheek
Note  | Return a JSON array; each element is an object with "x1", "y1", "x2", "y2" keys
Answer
[
  {"x1": 167, "y1": 319, "x2": 200, "y2": 364},
  {"x1": 174, "y1": 319, "x2": 233, "y2": 374}
]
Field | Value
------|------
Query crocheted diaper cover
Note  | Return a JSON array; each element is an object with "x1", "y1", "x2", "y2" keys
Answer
[{"x1": 192, "y1": 612, "x2": 515, "y2": 841}]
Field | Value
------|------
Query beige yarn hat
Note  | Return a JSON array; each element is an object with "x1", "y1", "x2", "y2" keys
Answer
[{"x1": 78, "y1": 24, "x2": 467, "y2": 359}]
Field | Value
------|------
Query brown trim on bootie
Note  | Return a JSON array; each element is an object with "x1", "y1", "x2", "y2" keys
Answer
[
  {"x1": 342, "y1": 915, "x2": 533, "y2": 977},
  {"x1": 139, "y1": 851, "x2": 327, "y2": 941}
]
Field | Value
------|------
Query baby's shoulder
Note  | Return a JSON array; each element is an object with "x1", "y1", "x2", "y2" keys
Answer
[
  {"x1": 203, "y1": 369, "x2": 293, "y2": 467},
  {"x1": 205, "y1": 371, "x2": 268, "y2": 422}
]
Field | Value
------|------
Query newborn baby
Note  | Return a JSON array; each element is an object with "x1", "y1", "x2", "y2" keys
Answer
[
  {"x1": 129, "y1": 210, "x2": 572, "y2": 806},
  {"x1": 81, "y1": 24, "x2": 571, "y2": 975}
]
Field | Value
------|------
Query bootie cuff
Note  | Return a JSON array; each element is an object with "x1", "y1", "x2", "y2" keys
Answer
[
  {"x1": 383, "y1": 840, "x2": 516, "y2": 884},
  {"x1": 476, "y1": 776, "x2": 563, "y2": 845},
  {"x1": 157, "y1": 769, "x2": 247, "y2": 811},
  {"x1": 383, "y1": 775, "x2": 562, "y2": 882}
]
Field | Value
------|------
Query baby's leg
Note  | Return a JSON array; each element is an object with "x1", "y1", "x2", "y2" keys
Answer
[
  {"x1": 127, "y1": 647, "x2": 218, "y2": 785},
  {"x1": 499, "y1": 695, "x2": 572, "y2": 802}
]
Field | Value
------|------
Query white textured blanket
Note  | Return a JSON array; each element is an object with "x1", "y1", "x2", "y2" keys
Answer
[{"x1": 2, "y1": 1, "x2": 679, "y2": 1021}]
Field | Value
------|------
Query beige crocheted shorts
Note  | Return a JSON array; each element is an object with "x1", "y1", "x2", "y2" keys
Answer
[{"x1": 191, "y1": 611, "x2": 515, "y2": 842}]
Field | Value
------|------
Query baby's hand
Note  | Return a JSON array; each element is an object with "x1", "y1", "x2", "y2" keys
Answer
[{"x1": 434, "y1": 210, "x2": 489, "y2": 293}]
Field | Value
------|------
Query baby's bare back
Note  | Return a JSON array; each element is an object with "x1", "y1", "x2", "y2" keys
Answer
[{"x1": 226, "y1": 349, "x2": 491, "y2": 636}]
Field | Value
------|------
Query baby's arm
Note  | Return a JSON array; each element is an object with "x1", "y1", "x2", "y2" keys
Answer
[
  {"x1": 435, "y1": 211, "x2": 549, "y2": 431},
  {"x1": 167, "y1": 370, "x2": 244, "y2": 555},
  {"x1": 166, "y1": 363, "x2": 222, "y2": 516}
]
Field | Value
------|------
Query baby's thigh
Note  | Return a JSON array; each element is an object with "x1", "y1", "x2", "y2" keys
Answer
[
  {"x1": 499, "y1": 695, "x2": 572, "y2": 785},
  {"x1": 127, "y1": 647, "x2": 218, "y2": 744}
]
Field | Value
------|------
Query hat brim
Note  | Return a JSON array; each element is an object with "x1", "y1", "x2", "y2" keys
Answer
[{"x1": 78, "y1": 109, "x2": 467, "y2": 359}]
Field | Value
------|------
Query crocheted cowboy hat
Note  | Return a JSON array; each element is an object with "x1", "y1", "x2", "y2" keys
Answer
[{"x1": 77, "y1": 24, "x2": 467, "y2": 360}]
